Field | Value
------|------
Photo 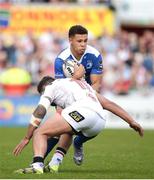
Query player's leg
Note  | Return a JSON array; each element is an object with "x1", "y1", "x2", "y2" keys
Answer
[
  {"x1": 44, "y1": 105, "x2": 87, "y2": 173},
  {"x1": 16, "y1": 113, "x2": 74, "y2": 174},
  {"x1": 45, "y1": 133, "x2": 73, "y2": 173},
  {"x1": 45, "y1": 106, "x2": 106, "y2": 171},
  {"x1": 46, "y1": 134, "x2": 96, "y2": 169},
  {"x1": 28, "y1": 136, "x2": 59, "y2": 167},
  {"x1": 73, "y1": 134, "x2": 95, "y2": 165},
  {"x1": 44, "y1": 136, "x2": 59, "y2": 158},
  {"x1": 73, "y1": 114, "x2": 106, "y2": 166},
  {"x1": 32, "y1": 113, "x2": 73, "y2": 172},
  {"x1": 44, "y1": 106, "x2": 63, "y2": 158},
  {"x1": 61, "y1": 104, "x2": 106, "y2": 166}
]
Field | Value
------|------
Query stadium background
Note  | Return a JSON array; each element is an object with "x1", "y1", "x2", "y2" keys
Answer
[{"x1": 0, "y1": 0, "x2": 154, "y2": 179}]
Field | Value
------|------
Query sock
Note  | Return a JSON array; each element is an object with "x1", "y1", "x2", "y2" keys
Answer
[
  {"x1": 32, "y1": 156, "x2": 44, "y2": 172},
  {"x1": 74, "y1": 134, "x2": 96, "y2": 149},
  {"x1": 44, "y1": 137, "x2": 59, "y2": 158},
  {"x1": 49, "y1": 147, "x2": 66, "y2": 166},
  {"x1": 33, "y1": 156, "x2": 44, "y2": 163}
]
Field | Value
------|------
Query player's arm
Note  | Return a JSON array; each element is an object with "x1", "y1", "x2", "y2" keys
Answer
[
  {"x1": 54, "y1": 58, "x2": 66, "y2": 78},
  {"x1": 96, "y1": 93, "x2": 144, "y2": 137},
  {"x1": 72, "y1": 64, "x2": 85, "y2": 80},
  {"x1": 24, "y1": 104, "x2": 47, "y2": 139},
  {"x1": 90, "y1": 74, "x2": 102, "y2": 93},
  {"x1": 13, "y1": 96, "x2": 51, "y2": 156},
  {"x1": 90, "y1": 54, "x2": 103, "y2": 93}
]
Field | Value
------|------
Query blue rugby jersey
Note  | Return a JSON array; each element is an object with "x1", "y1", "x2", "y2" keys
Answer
[{"x1": 54, "y1": 45, "x2": 103, "y2": 85}]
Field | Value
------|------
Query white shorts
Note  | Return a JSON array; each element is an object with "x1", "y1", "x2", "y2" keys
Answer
[{"x1": 61, "y1": 102, "x2": 106, "y2": 137}]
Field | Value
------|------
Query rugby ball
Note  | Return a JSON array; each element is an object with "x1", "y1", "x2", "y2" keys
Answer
[{"x1": 62, "y1": 60, "x2": 77, "y2": 78}]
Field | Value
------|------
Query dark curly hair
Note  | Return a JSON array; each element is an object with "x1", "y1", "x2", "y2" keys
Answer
[{"x1": 37, "y1": 76, "x2": 55, "y2": 94}]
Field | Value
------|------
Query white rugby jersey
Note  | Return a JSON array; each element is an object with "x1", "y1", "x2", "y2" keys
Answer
[
  {"x1": 38, "y1": 78, "x2": 104, "y2": 117},
  {"x1": 54, "y1": 45, "x2": 103, "y2": 85}
]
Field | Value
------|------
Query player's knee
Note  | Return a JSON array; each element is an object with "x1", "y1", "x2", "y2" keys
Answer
[
  {"x1": 33, "y1": 128, "x2": 45, "y2": 137},
  {"x1": 34, "y1": 128, "x2": 51, "y2": 138},
  {"x1": 33, "y1": 128, "x2": 40, "y2": 137}
]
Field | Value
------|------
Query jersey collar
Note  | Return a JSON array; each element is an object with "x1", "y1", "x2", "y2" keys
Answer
[{"x1": 69, "y1": 46, "x2": 86, "y2": 64}]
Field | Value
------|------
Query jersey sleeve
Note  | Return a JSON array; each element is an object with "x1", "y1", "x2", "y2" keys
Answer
[
  {"x1": 38, "y1": 85, "x2": 55, "y2": 110},
  {"x1": 91, "y1": 54, "x2": 103, "y2": 75},
  {"x1": 54, "y1": 58, "x2": 65, "y2": 78}
]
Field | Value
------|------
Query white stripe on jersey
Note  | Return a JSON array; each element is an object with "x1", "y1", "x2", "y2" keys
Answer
[
  {"x1": 58, "y1": 45, "x2": 100, "y2": 61},
  {"x1": 58, "y1": 47, "x2": 71, "y2": 60},
  {"x1": 85, "y1": 45, "x2": 100, "y2": 57}
]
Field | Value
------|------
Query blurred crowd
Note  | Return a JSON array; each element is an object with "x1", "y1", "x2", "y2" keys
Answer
[
  {"x1": 0, "y1": 29, "x2": 154, "y2": 95},
  {"x1": 99, "y1": 30, "x2": 154, "y2": 95}
]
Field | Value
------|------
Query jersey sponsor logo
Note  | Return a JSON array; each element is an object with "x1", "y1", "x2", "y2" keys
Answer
[
  {"x1": 69, "y1": 111, "x2": 85, "y2": 122},
  {"x1": 86, "y1": 60, "x2": 93, "y2": 69}
]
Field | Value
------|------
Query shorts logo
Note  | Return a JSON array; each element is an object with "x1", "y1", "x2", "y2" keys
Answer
[{"x1": 69, "y1": 111, "x2": 85, "y2": 122}]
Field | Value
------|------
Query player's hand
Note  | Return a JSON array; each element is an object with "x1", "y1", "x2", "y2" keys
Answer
[
  {"x1": 129, "y1": 121, "x2": 144, "y2": 137},
  {"x1": 13, "y1": 137, "x2": 30, "y2": 156},
  {"x1": 73, "y1": 64, "x2": 85, "y2": 80}
]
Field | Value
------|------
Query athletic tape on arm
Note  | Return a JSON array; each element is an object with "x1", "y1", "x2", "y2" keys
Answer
[{"x1": 30, "y1": 114, "x2": 41, "y2": 127}]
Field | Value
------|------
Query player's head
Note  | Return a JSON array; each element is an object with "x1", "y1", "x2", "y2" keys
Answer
[
  {"x1": 68, "y1": 25, "x2": 88, "y2": 37},
  {"x1": 37, "y1": 76, "x2": 55, "y2": 94},
  {"x1": 69, "y1": 25, "x2": 88, "y2": 57}
]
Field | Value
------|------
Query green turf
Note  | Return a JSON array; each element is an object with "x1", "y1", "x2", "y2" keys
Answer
[{"x1": 0, "y1": 127, "x2": 153, "y2": 179}]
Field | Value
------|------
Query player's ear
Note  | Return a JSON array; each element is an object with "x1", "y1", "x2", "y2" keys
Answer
[{"x1": 69, "y1": 37, "x2": 73, "y2": 44}]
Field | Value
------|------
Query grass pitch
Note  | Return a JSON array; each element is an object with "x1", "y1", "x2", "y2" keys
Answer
[{"x1": 0, "y1": 127, "x2": 154, "y2": 179}]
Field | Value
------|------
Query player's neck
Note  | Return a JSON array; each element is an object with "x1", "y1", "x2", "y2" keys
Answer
[{"x1": 70, "y1": 48, "x2": 81, "y2": 61}]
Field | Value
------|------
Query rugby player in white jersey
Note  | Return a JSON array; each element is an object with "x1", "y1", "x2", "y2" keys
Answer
[{"x1": 13, "y1": 76, "x2": 143, "y2": 174}]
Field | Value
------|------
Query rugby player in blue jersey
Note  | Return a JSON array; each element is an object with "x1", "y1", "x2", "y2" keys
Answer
[{"x1": 44, "y1": 25, "x2": 103, "y2": 172}]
